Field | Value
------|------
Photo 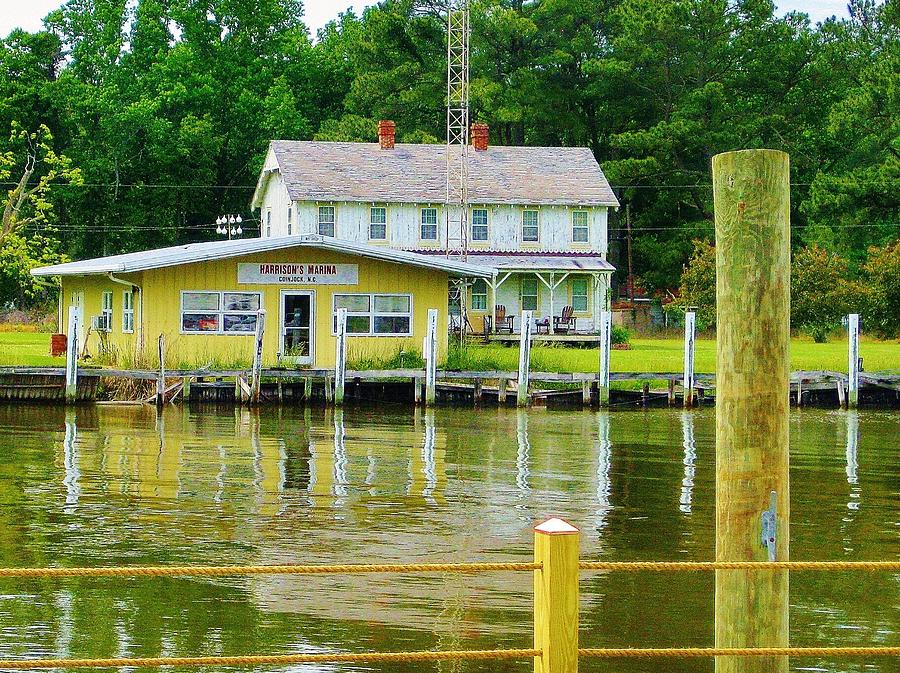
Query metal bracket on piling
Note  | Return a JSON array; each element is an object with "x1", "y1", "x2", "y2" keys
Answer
[{"x1": 760, "y1": 491, "x2": 777, "y2": 561}]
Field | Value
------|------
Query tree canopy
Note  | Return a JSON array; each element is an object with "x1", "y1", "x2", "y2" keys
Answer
[{"x1": 0, "y1": 0, "x2": 897, "y2": 310}]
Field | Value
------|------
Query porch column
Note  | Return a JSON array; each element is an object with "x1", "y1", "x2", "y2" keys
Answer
[{"x1": 548, "y1": 272, "x2": 555, "y2": 332}]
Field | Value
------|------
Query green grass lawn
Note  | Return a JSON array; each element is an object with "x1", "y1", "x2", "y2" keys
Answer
[
  {"x1": 0, "y1": 331, "x2": 65, "y2": 367},
  {"x1": 0, "y1": 330, "x2": 897, "y2": 373}
]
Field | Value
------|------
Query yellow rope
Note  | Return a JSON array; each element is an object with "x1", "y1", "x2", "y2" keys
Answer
[
  {"x1": 0, "y1": 562, "x2": 540, "y2": 578},
  {"x1": 579, "y1": 561, "x2": 900, "y2": 571},
  {"x1": 0, "y1": 649, "x2": 541, "y2": 670},
  {"x1": 579, "y1": 646, "x2": 900, "y2": 658}
]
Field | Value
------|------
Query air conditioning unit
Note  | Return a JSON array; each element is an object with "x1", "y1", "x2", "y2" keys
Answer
[{"x1": 92, "y1": 313, "x2": 111, "y2": 332}]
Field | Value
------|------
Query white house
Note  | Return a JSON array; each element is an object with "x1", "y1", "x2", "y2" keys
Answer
[{"x1": 251, "y1": 122, "x2": 618, "y2": 333}]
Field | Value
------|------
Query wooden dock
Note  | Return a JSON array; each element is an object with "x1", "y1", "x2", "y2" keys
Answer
[{"x1": 0, "y1": 367, "x2": 896, "y2": 408}]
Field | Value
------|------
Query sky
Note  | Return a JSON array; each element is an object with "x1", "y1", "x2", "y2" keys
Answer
[{"x1": 0, "y1": 0, "x2": 854, "y2": 39}]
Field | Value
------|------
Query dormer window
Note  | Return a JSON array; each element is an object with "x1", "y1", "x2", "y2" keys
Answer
[
  {"x1": 572, "y1": 211, "x2": 589, "y2": 243},
  {"x1": 318, "y1": 206, "x2": 335, "y2": 237},
  {"x1": 522, "y1": 210, "x2": 539, "y2": 242},
  {"x1": 370, "y1": 207, "x2": 386, "y2": 240}
]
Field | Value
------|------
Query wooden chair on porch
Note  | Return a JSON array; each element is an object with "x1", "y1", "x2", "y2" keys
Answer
[
  {"x1": 553, "y1": 305, "x2": 576, "y2": 334},
  {"x1": 494, "y1": 305, "x2": 515, "y2": 333}
]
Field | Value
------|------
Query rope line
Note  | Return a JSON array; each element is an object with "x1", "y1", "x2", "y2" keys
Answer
[
  {"x1": 579, "y1": 646, "x2": 900, "y2": 658},
  {"x1": 579, "y1": 561, "x2": 900, "y2": 571},
  {"x1": 0, "y1": 649, "x2": 541, "y2": 670},
  {"x1": 0, "y1": 562, "x2": 540, "y2": 578}
]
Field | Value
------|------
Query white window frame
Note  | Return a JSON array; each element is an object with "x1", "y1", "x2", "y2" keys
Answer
[
  {"x1": 521, "y1": 277, "x2": 539, "y2": 312},
  {"x1": 369, "y1": 206, "x2": 387, "y2": 240},
  {"x1": 331, "y1": 293, "x2": 413, "y2": 337},
  {"x1": 522, "y1": 209, "x2": 539, "y2": 242},
  {"x1": 471, "y1": 208, "x2": 489, "y2": 242},
  {"x1": 471, "y1": 279, "x2": 488, "y2": 311},
  {"x1": 572, "y1": 210, "x2": 589, "y2": 243},
  {"x1": 266, "y1": 209, "x2": 272, "y2": 237},
  {"x1": 100, "y1": 291, "x2": 113, "y2": 332},
  {"x1": 318, "y1": 205, "x2": 335, "y2": 237},
  {"x1": 122, "y1": 289, "x2": 134, "y2": 333},
  {"x1": 571, "y1": 277, "x2": 589, "y2": 312},
  {"x1": 420, "y1": 207, "x2": 438, "y2": 241},
  {"x1": 180, "y1": 290, "x2": 263, "y2": 335},
  {"x1": 287, "y1": 206, "x2": 292, "y2": 236}
]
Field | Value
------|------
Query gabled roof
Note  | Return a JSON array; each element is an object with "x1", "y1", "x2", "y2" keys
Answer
[
  {"x1": 252, "y1": 141, "x2": 620, "y2": 208},
  {"x1": 31, "y1": 234, "x2": 494, "y2": 278}
]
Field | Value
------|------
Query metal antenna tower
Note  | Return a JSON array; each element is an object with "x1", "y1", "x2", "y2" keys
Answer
[{"x1": 445, "y1": 0, "x2": 469, "y2": 262}]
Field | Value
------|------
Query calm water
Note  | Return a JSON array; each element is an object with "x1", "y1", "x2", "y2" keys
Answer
[{"x1": 0, "y1": 404, "x2": 896, "y2": 673}]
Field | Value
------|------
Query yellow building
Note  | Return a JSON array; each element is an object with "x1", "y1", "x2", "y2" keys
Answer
[{"x1": 32, "y1": 234, "x2": 493, "y2": 368}]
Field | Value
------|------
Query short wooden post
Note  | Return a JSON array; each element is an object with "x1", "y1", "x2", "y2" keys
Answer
[
  {"x1": 473, "y1": 378, "x2": 482, "y2": 406},
  {"x1": 156, "y1": 333, "x2": 165, "y2": 408},
  {"x1": 533, "y1": 518, "x2": 579, "y2": 673},
  {"x1": 683, "y1": 311, "x2": 696, "y2": 408},
  {"x1": 517, "y1": 310, "x2": 533, "y2": 407},
  {"x1": 667, "y1": 377, "x2": 676, "y2": 406},
  {"x1": 581, "y1": 380, "x2": 591, "y2": 407},
  {"x1": 250, "y1": 310, "x2": 266, "y2": 406},
  {"x1": 498, "y1": 377, "x2": 508, "y2": 404},
  {"x1": 304, "y1": 377, "x2": 313, "y2": 401},
  {"x1": 836, "y1": 378, "x2": 846, "y2": 408},
  {"x1": 64, "y1": 306, "x2": 79, "y2": 404},
  {"x1": 424, "y1": 308, "x2": 438, "y2": 406},
  {"x1": 847, "y1": 313, "x2": 859, "y2": 409},
  {"x1": 713, "y1": 149, "x2": 790, "y2": 673},
  {"x1": 324, "y1": 375, "x2": 333, "y2": 404},
  {"x1": 641, "y1": 381, "x2": 650, "y2": 407},
  {"x1": 334, "y1": 307, "x2": 347, "y2": 406},
  {"x1": 182, "y1": 376, "x2": 191, "y2": 402},
  {"x1": 598, "y1": 310, "x2": 611, "y2": 407},
  {"x1": 413, "y1": 376, "x2": 423, "y2": 404}
]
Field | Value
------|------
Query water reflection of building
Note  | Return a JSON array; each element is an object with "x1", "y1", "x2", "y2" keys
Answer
[{"x1": 680, "y1": 411, "x2": 696, "y2": 514}]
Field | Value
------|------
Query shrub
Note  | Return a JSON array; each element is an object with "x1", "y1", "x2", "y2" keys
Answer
[
  {"x1": 670, "y1": 239, "x2": 716, "y2": 328},
  {"x1": 611, "y1": 325, "x2": 631, "y2": 345},
  {"x1": 861, "y1": 241, "x2": 900, "y2": 338},
  {"x1": 791, "y1": 245, "x2": 860, "y2": 342}
]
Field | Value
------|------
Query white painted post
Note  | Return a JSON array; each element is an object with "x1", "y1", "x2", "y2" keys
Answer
[
  {"x1": 156, "y1": 333, "x2": 165, "y2": 408},
  {"x1": 250, "y1": 310, "x2": 266, "y2": 405},
  {"x1": 517, "y1": 310, "x2": 533, "y2": 407},
  {"x1": 64, "y1": 306, "x2": 79, "y2": 404},
  {"x1": 424, "y1": 308, "x2": 438, "y2": 406},
  {"x1": 848, "y1": 313, "x2": 859, "y2": 409},
  {"x1": 334, "y1": 307, "x2": 347, "y2": 406},
  {"x1": 683, "y1": 311, "x2": 696, "y2": 408},
  {"x1": 598, "y1": 310, "x2": 611, "y2": 407}
]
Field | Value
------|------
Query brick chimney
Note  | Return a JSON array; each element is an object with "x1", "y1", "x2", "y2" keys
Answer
[
  {"x1": 378, "y1": 120, "x2": 396, "y2": 149},
  {"x1": 471, "y1": 123, "x2": 489, "y2": 151}
]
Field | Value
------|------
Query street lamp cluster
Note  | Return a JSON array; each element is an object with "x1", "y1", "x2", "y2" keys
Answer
[{"x1": 216, "y1": 214, "x2": 243, "y2": 239}]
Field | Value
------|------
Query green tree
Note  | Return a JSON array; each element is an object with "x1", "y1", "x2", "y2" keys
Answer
[
  {"x1": 791, "y1": 245, "x2": 861, "y2": 342},
  {"x1": 860, "y1": 241, "x2": 900, "y2": 337},
  {"x1": 670, "y1": 239, "x2": 716, "y2": 328}
]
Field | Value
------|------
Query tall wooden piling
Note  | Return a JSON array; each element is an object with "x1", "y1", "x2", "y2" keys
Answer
[
  {"x1": 517, "y1": 310, "x2": 533, "y2": 407},
  {"x1": 847, "y1": 313, "x2": 859, "y2": 409},
  {"x1": 713, "y1": 149, "x2": 790, "y2": 673},
  {"x1": 334, "y1": 307, "x2": 347, "y2": 405},
  {"x1": 683, "y1": 311, "x2": 696, "y2": 407},
  {"x1": 424, "y1": 309, "x2": 438, "y2": 406},
  {"x1": 533, "y1": 518, "x2": 579, "y2": 673},
  {"x1": 250, "y1": 310, "x2": 266, "y2": 405},
  {"x1": 598, "y1": 310, "x2": 611, "y2": 407},
  {"x1": 64, "y1": 306, "x2": 79, "y2": 404}
]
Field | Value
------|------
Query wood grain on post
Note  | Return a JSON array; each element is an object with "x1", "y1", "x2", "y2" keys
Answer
[
  {"x1": 533, "y1": 518, "x2": 579, "y2": 673},
  {"x1": 713, "y1": 149, "x2": 790, "y2": 673}
]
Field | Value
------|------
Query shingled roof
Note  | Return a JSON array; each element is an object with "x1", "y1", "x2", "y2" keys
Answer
[{"x1": 256, "y1": 141, "x2": 619, "y2": 207}]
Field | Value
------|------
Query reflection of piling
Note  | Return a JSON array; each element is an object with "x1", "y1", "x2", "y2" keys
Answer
[{"x1": 713, "y1": 149, "x2": 790, "y2": 673}]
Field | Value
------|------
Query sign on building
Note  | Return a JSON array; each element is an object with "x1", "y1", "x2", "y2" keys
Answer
[{"x1": 238, "y1": 263, "x2": 358, "y2": 285}]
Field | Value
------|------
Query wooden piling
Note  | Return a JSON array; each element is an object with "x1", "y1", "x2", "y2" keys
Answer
[
  {"x1": 533, "y1": 518, "x2": 579, "y2": 673},
  {"x1": 473, "y1": 378, "x2": 482, "y2": 406},
  {"x1": 424, "y1": 308, "x2": 438, "y2": 406},
  {"x1": 641, "y1": 381, "x2": 650, "y2": 407},
  {"x1": 683, "y1": 311, "x2": 696, "y2": 408},
  {"x1": 581, "y1": 380, "x2": 591, "y2": 407},
  {"x1": 667, "y1": 377, "x2": 676, "y2": 406},
  {"x1": 847, "y1": 313, "x2": 859, "y2": 409},
  {"x1": 250, "y1": 310, "x2": 266, "y2": 406},
  {"x1": 334, "y1": 307, "x2": 347, "y2": 406},
  {"x1": 598, "y1": 310, "x2": 611, "y2": 407},
  {"x1": 498, "y1": 377, "x2": 508, "y2": 404},
  {"x1": 713, "y1": 149, "x2": 790, "y2": 673},
  {"x1": 64, "y1": 306, "x2": 79, "y2": 404},
  {"x1": 304, "y1": 377, "x2": 312, "y2": 402},
  {"x1": 836, "y1": 378, "x2": 846, "y2": 408},
  {"x1": 156, "y1": 334, "x2": 165, "y2": 408},
  {"x1": 517, "y1": 310, "x2": 533, "y2": 407},
  {"x1": 413, "y1": 376, "x2": 422, "y2": 405}
]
